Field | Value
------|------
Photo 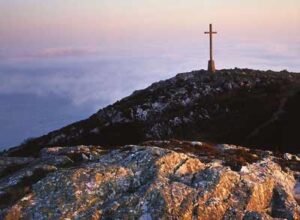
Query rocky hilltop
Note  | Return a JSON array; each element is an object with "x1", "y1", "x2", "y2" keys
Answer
[
  {"x1": 4, "y1": 68, "x2": 300, "y2": 157},
  {"x1": 1, "y1": 140, "x2": 300, "y2": 219},
  {"x1": 1, "y1": 68, "x2": 300, "y2": 219}
]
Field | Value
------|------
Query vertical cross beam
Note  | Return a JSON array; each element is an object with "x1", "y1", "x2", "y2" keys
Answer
[{"x1": 204, "y1": 24, "x2": 217, "y2": 73}]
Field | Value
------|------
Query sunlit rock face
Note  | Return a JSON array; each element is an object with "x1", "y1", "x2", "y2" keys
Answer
[
  {"x1": 1, "y1": 140, "x2": 300, "y2": 219},
  {"x1": 5, "y1": 68, "x2": 300, "y2": 157}
]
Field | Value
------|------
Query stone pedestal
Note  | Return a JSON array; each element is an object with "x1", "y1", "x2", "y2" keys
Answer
[{"x1": 208, "y1": 60, "x2": 216, "y2": 73}]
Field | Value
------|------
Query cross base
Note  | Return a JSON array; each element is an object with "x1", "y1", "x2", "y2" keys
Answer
[{"x1": 208, "y1": 60, "x2": 216, "y2": 73}]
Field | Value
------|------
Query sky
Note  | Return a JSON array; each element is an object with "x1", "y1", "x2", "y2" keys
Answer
[
  {"x1": 0, "y1": 0, "x2": 299, "y2": 149},
  {"x1": 1, "y1": 0, "x2": 299, "y2": 55}
]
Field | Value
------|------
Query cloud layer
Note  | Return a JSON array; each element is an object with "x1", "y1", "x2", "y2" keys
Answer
[{"x1": 28, "y1": 47, "x2": 99, "y2": 58}]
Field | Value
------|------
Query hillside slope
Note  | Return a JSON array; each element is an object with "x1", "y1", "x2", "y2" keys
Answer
[{"x1": 5, "y1": 68, "x2": 300, "y2": 157}]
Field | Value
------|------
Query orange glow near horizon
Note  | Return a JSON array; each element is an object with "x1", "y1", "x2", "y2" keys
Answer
[{"x1": 0, "y1": 0, "x2": 299, "y2": 56}]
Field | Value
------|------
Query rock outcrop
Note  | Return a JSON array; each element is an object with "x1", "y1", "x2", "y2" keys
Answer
[
  {"x1": 5, "y1": 68, "x2": 300, "y2": 157},
  {"x1": 1, "y1": 140, "x2": 300, "y2": 219}
]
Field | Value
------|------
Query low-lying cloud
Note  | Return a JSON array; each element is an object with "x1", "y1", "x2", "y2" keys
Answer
[
  {"x1": 0, "y1": 54, "x2": 189, "y2": 110},
  {"x1": 0, "y1": 47, "x2": 100, "y2": 61},
  {"x1": 28, "y1": 47, "x2": 99, "y2": 58}
]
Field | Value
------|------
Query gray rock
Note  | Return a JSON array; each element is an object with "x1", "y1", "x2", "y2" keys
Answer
[{"x1": 2, "y1": 142, "x2": 300, "y2": 219}]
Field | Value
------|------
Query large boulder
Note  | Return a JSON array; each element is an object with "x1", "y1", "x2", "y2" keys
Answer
[{"x1": 2, "y1": 141, "x2": 300, "y2": 219}]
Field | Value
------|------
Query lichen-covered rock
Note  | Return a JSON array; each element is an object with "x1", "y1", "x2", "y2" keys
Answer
[
  {"x1": 40, "y1": 145, "x2": 107, "y2": 162},
  {"x1": 0, "y1": 157, "x2": 35, "y2": 179},
  {"x1": 2, "y1": 142, "x2": 300, "y2": 220}
]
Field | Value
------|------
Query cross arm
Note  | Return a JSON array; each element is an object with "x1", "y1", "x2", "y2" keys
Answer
[{"x1": 204, "y1": 32, "x2": 217, "y2": 34}]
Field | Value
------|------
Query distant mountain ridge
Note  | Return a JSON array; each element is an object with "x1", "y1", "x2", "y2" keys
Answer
[{"x1": 5, "y1": 68, "x2": 300, "y2": 157}]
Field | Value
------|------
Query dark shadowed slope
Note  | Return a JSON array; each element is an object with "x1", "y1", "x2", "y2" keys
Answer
[{"x1": 4, "y1": 68, "x2": 300, "y2": 157}]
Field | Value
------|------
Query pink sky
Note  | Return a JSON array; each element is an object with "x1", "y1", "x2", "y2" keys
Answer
[
  {"x1": 1, "y1": 1, "x2": 299, "y2": 45},
  {"x1": 0, "y1": 0, "x2": 299, "y2": 70}
]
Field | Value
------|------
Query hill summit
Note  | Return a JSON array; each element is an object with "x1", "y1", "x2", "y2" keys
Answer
[{"x1": 5, "y1": 68, "x2": 300, "y2": 157}]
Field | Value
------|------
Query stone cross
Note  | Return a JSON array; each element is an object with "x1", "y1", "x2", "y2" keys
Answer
[{"x1": 204, "y1": 24, "x2": 217, "y2": 73}]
